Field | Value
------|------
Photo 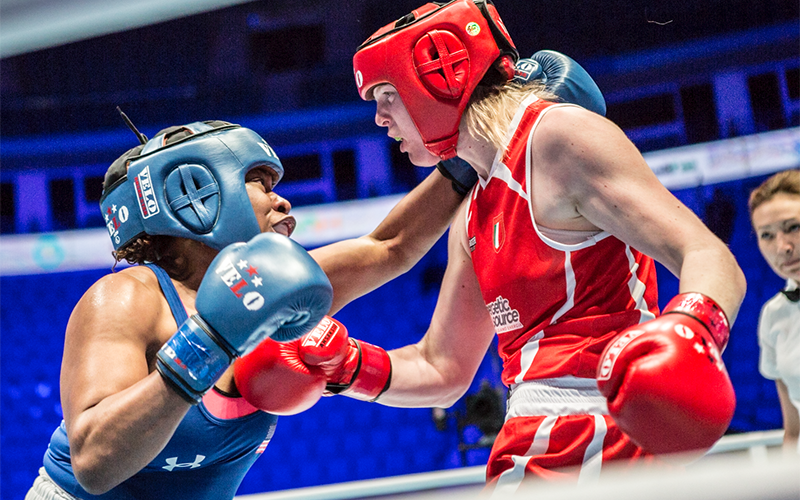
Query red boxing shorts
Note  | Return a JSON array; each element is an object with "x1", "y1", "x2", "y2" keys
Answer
[{"x1": 484, "y1": 378, "x2": 654, "y2": 495}]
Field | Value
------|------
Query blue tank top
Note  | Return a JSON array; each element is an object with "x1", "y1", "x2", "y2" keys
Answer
[{"x1": 43, "y1": 264, "x2": 278, "y2": 500}]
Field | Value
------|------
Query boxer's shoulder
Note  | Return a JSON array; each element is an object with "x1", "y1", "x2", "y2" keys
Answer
[
  {"x1": 91, "y1": 266, "x2": 164, "y2": 304},
  {"x1": 74, "y1": 266, "x2": 174, "y2": 340}
]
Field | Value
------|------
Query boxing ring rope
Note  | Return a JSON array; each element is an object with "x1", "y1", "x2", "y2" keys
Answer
[
  {"x1": 238, "y1": 465, "x2": 486, "y2": 500},
  {"x1": 238, "y1": 430, "x2": 797, "y2": 500}
]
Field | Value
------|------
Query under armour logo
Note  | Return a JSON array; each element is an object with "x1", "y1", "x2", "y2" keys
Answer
[{"x1": 162, "y1": 455, "x2": 206, "y2": 471}]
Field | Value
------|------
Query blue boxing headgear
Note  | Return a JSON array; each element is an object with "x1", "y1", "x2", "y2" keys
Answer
[{"x1": 100, "y1": 121, "x2": 284, "y2": 251}]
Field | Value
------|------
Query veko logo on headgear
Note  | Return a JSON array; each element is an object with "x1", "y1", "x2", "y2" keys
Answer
[
  {"x1": 134, "y1": 166, "x2": 160, "y2": 219},
  {"x1": 104, "y1": 204, "x2": 129, "y2": 245},
  {"x1": 215, "y1": 257, "x2": 265, "y2": 311}
]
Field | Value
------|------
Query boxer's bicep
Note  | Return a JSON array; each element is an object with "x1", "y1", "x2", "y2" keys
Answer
[{"x1": 61, "y1": 273, "x2": 161, "y2": 429}]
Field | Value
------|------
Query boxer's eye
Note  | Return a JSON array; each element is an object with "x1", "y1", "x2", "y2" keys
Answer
[
  {"x1": 246, "y1": 168, "x2": 274, "y2": 192},
  {"x1": 375, "y1": 85, "x2": 396, "y2": 105}
]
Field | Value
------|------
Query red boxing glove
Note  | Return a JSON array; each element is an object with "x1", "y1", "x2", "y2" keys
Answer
[
  {"x1": 233, "y1": 336, "x2": 326, "y2": 416},
  {"x1": 299, "y1": 316, "x2": 392, "y2": 402},
  {"x1": 596, "y1": 293, "x2": 735, "y2": 456}
]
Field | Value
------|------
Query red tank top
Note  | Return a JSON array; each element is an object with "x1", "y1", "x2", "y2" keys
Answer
[{"x1": 466, "y1": 96, "x2": 659, "y2": 386}]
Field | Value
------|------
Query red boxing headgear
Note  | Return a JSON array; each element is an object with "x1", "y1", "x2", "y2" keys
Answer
[{"x1": 353, "y1": 0, "x2": 518, "y2": 160}]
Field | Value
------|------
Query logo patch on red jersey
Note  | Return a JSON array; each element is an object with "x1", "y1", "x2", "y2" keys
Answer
[
  {"x1": 486, "y1": 296, "x2": 523, "y2": 333},
  {"x1": 492, "y1": 213, "x2": 505, "y2": 252}
]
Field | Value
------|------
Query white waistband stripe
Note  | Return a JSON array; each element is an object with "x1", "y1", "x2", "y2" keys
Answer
[{"x1": 506, "y1": 378, "x2": 609, "y2": 419}]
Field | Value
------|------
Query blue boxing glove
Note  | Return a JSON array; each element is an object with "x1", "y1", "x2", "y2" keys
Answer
[
  {"x1": 513, "y1": 50, "x2": 607, "y2": 116},
  {"x1": 156, "y1": 233, "x2": 333, "y2": 404},
  {"x1": 436, "y1": 157, "x2": 477, "y2": 197}
]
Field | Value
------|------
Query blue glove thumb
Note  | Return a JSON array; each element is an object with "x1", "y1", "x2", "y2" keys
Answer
[{"x1": 514, "y1": 50, "x2": 606, "y2": 116}]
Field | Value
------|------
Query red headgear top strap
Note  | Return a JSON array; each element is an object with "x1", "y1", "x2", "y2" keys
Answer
[{"x1": 353, "y1": 0, "x2": 517, "y2": 160}]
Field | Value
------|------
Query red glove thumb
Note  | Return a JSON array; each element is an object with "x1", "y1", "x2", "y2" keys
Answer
[{"x1": 234, "y1": 337, "x2": 326, "y2": 416}]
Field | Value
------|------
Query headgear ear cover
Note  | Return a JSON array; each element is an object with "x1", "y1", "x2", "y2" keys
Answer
[
  {"x1": 353, "y1": 0, "x2": 518, "y2": 160},
  {"x1": 100, "y1": 121, "x2": 284, "y2": 251}
]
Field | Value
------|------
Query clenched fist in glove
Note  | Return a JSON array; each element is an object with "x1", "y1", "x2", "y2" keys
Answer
[
  {"x1": 156, "y1": 233, "x2": 332, "y2": 405},
  {"x1": 235, "y1": 316, "x2": 392, "y2": 415},
  {"x1": 300, "y1": 317, "x2": 392, "y2": 401},
  {"x1": 596, "y1": 292, "x2": 736, "y2": 456},
  {"x1": 233, "y1": 334, "x2": 326, "y2": 416}
]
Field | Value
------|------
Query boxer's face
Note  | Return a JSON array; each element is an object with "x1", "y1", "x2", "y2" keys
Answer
[
  {"x1": 246, "y1": 166, "x2": 295, "y2": 238},
  {"x1": 373, "y1": 84, "x2": 440, "y2": 167},
  {"x1": 753, "y1": 192, "x2": 800, "y2": 281}
]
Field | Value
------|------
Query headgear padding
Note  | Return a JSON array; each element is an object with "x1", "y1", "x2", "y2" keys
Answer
[
  {"x1": 100, "y1": 121, "x2": 284, "y2": 251},
  {"x1": 353, "y1": 0, "x2": 517, "y2": 160}
]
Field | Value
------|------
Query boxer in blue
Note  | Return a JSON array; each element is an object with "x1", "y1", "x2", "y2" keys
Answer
[{"x1": 25, "y1": 120, "x2": 463, "y2": 500}]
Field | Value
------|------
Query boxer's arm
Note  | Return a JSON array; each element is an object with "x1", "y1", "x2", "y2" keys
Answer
[
  {"x1": 61, "y1": 268, "x2": 191, "y2": 494},
  {"x1": 378, "y1": 203, "x2": 496, "y2": 407},
  {"x1": 532, "y1": 106, "x2": 746, "y2": 323},
  {"x1": 776, "y1": 379, "x2": 800, "y2": 452},
  {"x1": 310, "y1": 168, "x2": 461, "y2": 315}
]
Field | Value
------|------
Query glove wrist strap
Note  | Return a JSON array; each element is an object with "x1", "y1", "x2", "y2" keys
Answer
[
  {"x1": 326, "y1": 339, "x2": 391, "y2": 402},
  {"x1": 156, "y1": 315, "x2": 235, "y2": 404},
  {"x1": 662, "y1": 292, "x2": 730, "y2": 351}
]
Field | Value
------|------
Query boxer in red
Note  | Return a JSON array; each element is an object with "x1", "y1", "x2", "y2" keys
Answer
[{"x1": 235, "y1": 0, "x2": 746, "y2": 493}]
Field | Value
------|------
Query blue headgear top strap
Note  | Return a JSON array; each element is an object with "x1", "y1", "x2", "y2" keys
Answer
[
  {"x1": 100, "y1": 123, "x2": 284, "y2": 251},
  {"x1": 139, "y1": 122, "x2": 216, "y2": 155}
]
